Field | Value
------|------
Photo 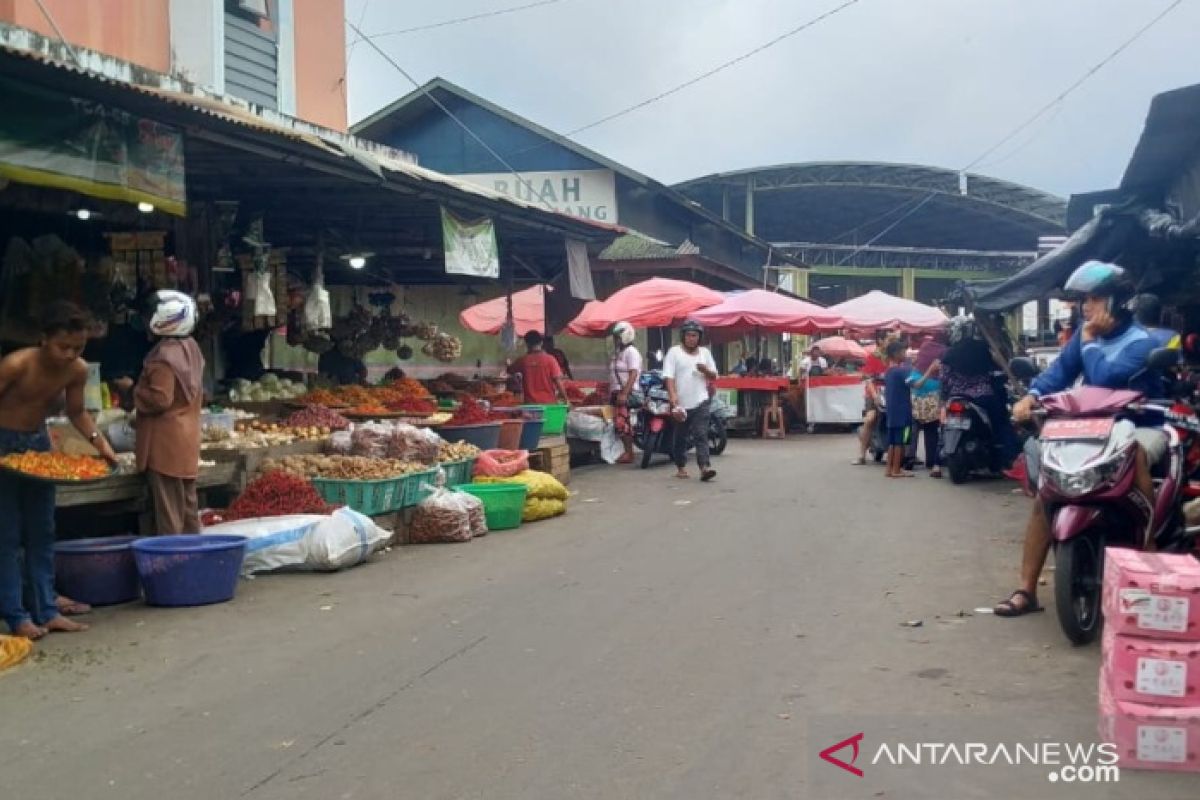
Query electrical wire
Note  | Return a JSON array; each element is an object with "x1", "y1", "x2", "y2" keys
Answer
[
  {"x1": 345, "y1": 0, "x2": 373, "y2": 66},
  {"x1": 346, "y1": 18, "x2": 556, "y2": 213},
  {"x1": 560, "y1": 0, "x2": 861, "y2": 139},
  {"x1": 349, "y1": 0, "x2": 566, "y2": 44},
  {"x1": 832, "y1": 0, "x2": 1186, "y2": 266}
]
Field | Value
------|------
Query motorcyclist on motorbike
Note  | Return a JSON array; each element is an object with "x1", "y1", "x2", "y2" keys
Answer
[{"x1": 994, "y1": 260, "x2": 1166, "y2": 617}]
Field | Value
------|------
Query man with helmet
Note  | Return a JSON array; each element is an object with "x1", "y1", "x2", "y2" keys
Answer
[
  {"x1": 995, "y1": 261, "x2": 1165, "y2": 617},
  {"x1": 608, "y1": 321, "x2": 642, "y2": 464},
  {"x1": 663, "y1": 320, "x2": 718, "y2": 481},
  {"x1": 134, "y1": 290, "x2": 206, "y2": 535}
]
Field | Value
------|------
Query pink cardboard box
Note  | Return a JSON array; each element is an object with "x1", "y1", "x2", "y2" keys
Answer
[
  {"x1": 1099, "y1": 679, "x2": 1200, "y2": 772},
  {"x1": 1103, "y1": 628, "x2": 1200, "y2": 707},
  {"x1": 1102, "y1": 548, "x2": 1200, "y2": 641}
]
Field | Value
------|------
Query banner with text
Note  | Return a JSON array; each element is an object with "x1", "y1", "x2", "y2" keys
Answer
[
  {"x1": 457, "y1": 169, "x2": 617, "y2": 223},
  {"x1": 442, "y1": 208, "x2": 500, "y2": 279},
  {"x1": 0, "y1": 76, "x2": 186, "y2": 215}
]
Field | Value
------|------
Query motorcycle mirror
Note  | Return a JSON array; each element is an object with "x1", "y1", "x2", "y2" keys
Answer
[
  {"x1": 1146, "y1": 347, "x2": 1180, "y2": 371},
  {"x1": 1009, "y1": 357, "x2": 1039, "y2": 380}
]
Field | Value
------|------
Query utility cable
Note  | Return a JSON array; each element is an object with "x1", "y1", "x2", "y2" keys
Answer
[
  {"x1": 833, "y1": 0, "x2": 1185, "y2": 265},
  {"x1": 349, "y1": 0, "x2": 565, "y2": 44},
  {"x1": 346, "y1": 19, "x2": 557, "y2": 213}
]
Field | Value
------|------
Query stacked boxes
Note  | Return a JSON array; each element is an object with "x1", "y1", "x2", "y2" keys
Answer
[{"x1": 1099, "y1": 548, "x2": 1200, "y2": 772}]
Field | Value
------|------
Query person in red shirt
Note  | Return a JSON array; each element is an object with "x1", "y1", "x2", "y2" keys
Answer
[
  {"x1": 853, "y1": 329, "x2": 892, "y2": 465},
  {"x1": 510, "y1": 331, "x2": 570, "y2": 405}
]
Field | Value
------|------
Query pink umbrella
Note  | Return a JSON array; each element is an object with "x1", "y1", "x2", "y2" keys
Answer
[
  {"x1": 813, "y1": 336, "x2": 867, "y2": 361},
  {"x1": 690, "y1": 289, "x2": 841, "y2": 334},
  {"x1": 825, "y1": 290, "x2": 947, "y2": 333},
  {"x1": 460, "y1": 284, "x2": 549, "y2": 336},
  {"x1": 566, "y1": 277, "x2": 724, "y2": 337}
]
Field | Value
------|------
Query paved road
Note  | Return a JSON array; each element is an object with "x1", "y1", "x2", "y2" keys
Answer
[{"x1": 2, "y1": 437, "x2": 1194, "y2": 799}]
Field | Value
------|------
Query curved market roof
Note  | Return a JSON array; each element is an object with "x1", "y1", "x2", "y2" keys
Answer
[{"x1": 674, "y1": 162, "x2": 1067, "y2": 252}]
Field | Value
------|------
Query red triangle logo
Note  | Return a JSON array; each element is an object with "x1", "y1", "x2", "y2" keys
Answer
[{"x1": 819, "y1": 733, "x2": 864, "y2": 777}]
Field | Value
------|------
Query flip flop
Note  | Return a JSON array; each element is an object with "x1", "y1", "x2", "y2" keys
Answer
[
  {"x1": 701, "y1": 469, "x2": 717, "y2": 482},
  {"x1": 56, "y1": 600, "x2": 92, "y2": 616},
  {"x1": 994, "y1": 590, "x2": 1043, "y2": 617},
  {"x1": 851, "y1": 457, "x2": 867, "y2": 466}
]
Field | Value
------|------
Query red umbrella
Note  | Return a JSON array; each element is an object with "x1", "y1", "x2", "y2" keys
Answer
[
  {"x1": 825, "y1": 290, "x2": 947, "y2": 333},
  {"x1": 566, "y1": 277, "x2": 724, "y2": 337},
  {"x1": 459, "y1": 285, "x2": 549, "y2": 336},
  {"x1": 813, "y1": 336, "x2": 868, "y2": 361},
  {"x1": 690, "y1": 289, "x2": 841, "y2": 334}
]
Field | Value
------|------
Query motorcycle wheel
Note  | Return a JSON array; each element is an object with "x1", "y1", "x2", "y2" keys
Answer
[
  {"x1": 708, "y1": 423, "x2": 727, "y2": 456},
  {"x1": 1054, "y1": 535, "x2": 1104, "y2": 646},
  {"x1": 947, "y1": 452, "x2": 970, "y2": 484},
  {"x1": 640, "y1": 430, "x2": 660, "y2": 469}
]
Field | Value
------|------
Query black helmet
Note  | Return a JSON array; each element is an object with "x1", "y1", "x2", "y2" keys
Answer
[
  {"x1": 1063, "y1": 261, "x2": 1135, "y2": 308},
  {"x1": 679, "y1": 319, "x2": 705, "y2": 338}
]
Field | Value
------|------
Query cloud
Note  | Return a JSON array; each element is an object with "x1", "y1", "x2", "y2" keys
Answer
[{"x1": 347, "y1": 0, "x2": 1199, "y2": 197}]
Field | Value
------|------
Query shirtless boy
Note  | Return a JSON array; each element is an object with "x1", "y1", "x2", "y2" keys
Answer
[{"x1": 0, "y1": 301, "x2": 118, "y2": 639}]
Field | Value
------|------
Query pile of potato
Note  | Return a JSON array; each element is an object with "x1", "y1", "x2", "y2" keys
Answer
[{"x1": 261, "y1": 454, "x2": 427, "y2": 481}]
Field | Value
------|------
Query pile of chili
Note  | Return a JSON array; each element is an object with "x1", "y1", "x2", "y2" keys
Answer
[
  {"x1": 0, "y1": 452, "x2": 109, "y2": 481},
  {"x1": 223, "y1": 471, "x2": 334, "y2": 521},
  {"x1": 285, "y1": 405, "x2": 351, "y2": 430},
  {"x1": 445, "y1": 397, "x2": 497, "y2": 426}
]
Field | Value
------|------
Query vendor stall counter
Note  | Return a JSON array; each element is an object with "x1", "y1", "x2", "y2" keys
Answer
[
  {"x1": 805, "y1": 374, "x2": 865, "y2": 427},
  {"x1": 714, "y1": 376, "x2": 790, "y2": 435}
]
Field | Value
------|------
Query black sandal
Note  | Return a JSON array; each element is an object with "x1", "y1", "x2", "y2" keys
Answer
[
  {"x1": 994, "y1": 590, "x2": 1043, "y2": 617},
  {"x1": 701, "y1": 468, "x2": 717, "y2": 482}
]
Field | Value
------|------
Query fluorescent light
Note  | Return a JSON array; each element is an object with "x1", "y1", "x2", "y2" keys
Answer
[
  {"x1": 348, "y1": 255, "x2": 366, "y2": 269},
  {"x1": 75, "y1": 208, "x2": 91, "y2": 221},
  {"x1": 137, "y1": 202, "x2": 155, "y2": 213}
]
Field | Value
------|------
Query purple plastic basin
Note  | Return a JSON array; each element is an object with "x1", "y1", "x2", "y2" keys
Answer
[{"x1": 54, "y1": 535, "x2": 141, "y2": 606}]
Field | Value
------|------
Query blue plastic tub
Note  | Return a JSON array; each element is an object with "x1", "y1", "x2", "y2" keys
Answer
[
  {"x1": 132, "y1": 535, "x2": 247, "y2": 607},
  {"x1": 518, "y1": 419, "x2": 545, "y2": 451},
  {"x1": 54, "y1": 535, "x2": 140, "y2": 606}
]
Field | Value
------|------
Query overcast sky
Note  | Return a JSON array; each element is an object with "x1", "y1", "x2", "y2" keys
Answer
[{"x1": 344, "y1": 0, "x2": 1199, "y2": 199}]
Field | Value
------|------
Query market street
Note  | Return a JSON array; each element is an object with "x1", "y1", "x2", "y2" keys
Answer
[{"x1": 2, "y1": 437, "x2": 1195, "y2": 800}]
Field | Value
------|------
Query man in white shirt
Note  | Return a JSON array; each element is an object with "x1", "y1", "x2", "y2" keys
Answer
[
  {"x1": 799, "y1": 345, "x2": 828, "y2": 377},
  {"x1": 663, "y1": 320, "x2": 718, "y2": 482}
]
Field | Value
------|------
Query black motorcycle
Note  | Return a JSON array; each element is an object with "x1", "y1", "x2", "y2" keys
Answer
[{"x1": 630, "y1": 371, "x2": 729, "y2": 469}]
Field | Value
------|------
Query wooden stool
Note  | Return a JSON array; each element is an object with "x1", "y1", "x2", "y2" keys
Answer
[{"x1": 761, "y1": 396, "x2": 786, "y2": 439}]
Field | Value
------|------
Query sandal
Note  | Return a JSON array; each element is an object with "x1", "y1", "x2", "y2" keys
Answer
[
  {"x1": 930, "y1": 468, "x2": 942, "y2": 479},
  {"x1": 994, "y1": 590, "x2": 1043, "y2": 617},
  {"x1": 700, "y1": 469, "x2": 717, "y2": 482},
  {"x1": 851, "y1": 457, "x2": 867, "y2": 466}
]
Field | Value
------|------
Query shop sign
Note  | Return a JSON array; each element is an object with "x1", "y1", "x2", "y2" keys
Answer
[
  {"x1": 0, "y1": 76, "x2": 186, "y2": 215},
  {"x1": 458, "y1": 169, "x2": 617, "y2": 222},
  {"x1": 442, "y1": 207, "x2": 500, "y2": 278}
]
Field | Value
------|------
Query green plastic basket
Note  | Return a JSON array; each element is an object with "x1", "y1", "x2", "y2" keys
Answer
[
  {"x1": 530, "y1": 404, "x2": 569, "y2": 435},
  {"x1": 440, "y1": 458, "x2": 476, "y2": 487},
  {"x1": 311, "y1": 476, "x2": 402, "y2": 516},
  {"x1": 399, "y1": 468, "x2": 441, "y2": 508},
  {"x1": 453, "y1": 483, "x2": 528, "y2": 531}
]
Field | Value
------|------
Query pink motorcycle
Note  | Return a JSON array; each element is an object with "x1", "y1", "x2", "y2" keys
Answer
[{"x1": 1014, "y1": 353, "x2": 1192, "y2": 643}]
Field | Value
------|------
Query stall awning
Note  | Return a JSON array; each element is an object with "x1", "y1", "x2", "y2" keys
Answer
[
  {"x1": 824, "y1": 290, "x2": 948, "y2": 333},
  {"x1": 689, "y1": 289, "x2": 840, "y2": 334}
]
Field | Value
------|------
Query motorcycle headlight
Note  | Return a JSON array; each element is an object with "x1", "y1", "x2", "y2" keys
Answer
[{"x1": 1041, "y1": 460, "x2": 1122, "y2": 497}]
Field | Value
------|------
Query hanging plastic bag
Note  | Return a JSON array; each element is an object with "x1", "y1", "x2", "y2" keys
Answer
[
  {"x1": 305, "y1": 262, "x2": 333, "y2": 331},
  {"x1": 252, "y1": 270, "x2": 276, "y2": 317}
]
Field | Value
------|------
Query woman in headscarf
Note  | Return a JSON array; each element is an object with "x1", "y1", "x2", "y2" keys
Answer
[
  {"x1": 908, "y1": 333, "x2": 947, "y2": 477},
  {"x1": 134, "y1": 291, "x2": 206, "y2": 534}
]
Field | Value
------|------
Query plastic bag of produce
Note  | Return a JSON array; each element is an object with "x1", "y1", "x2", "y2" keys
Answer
[
  {"x1": 350, "y1": 422, "x2": 392, "y2": 459},
  {"x1": 463, "y1": 492, "x2": 488, "y2": 537},
  {"x1": 473, "y1": 449, "x2": 529, "y2": 478},
  {"x1": 386, "y1": 424, "x2": 441, "y2": 463},
  {"x1": 251, "y1": 270, "x2": 276, "y2": 317},
  {"x1": 408, "y1": 486, "x2": 474, "y2": 544},
  {"x1": 523, "y1": 497, "x2": 566, "y2": 522},
  {"x1": 205, "y1": 508, "x2": 391, "y2": 574},
  {"x1": 600, "y1": 423, "x2": 623, "y2": 465},
  {"x1": 304, "y1": 283, "x2": 332, "y2": 331},
  {"x1": 565, "y1": 410, "x2": 606, "y2": 442},
  {"x1": 329, "y1": 430, "x2": 353, "y2": 454},
  {"x1": 475, "y1": 469, "x2": 568, "y2": 501}
]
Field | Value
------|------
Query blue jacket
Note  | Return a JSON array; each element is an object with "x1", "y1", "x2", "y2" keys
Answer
[{"x1": 1030, "y1": 320, "x2": 1160, "y2": 398}]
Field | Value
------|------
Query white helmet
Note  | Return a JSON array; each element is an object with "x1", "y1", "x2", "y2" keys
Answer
[
  {"x1": 611, "y1": 320, "x2": 635, "y2": 347},
  {"x1": 149, "y1": 290, "x2": 197, "y2": 337}
]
